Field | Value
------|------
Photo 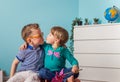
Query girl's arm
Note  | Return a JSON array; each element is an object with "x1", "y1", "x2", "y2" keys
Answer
[
  {"x1": 71, "y1": 65, "x2": 79, "y2": 73},
  {"x1": 63, "y1": 48, "x2": 79, "y2": 73},
  {"x1": 19, "y1": 42, "x2": 27, "y2": 50},
  {"x1": 19, "y1": 42, "x2": 46, "y2": 50}
]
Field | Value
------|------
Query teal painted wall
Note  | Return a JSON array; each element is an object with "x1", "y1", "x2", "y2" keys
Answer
[
  {"x1": 79, "y1": 0, "x2": 120, "y2": 24},
  {"x1": 0, "y1": 0, "x2": 79, "y2": 75},
  {"x1": 2, "y1": 0, "x2": 120, "y2": 76}
]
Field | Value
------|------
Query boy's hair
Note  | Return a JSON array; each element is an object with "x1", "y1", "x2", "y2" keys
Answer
[
  {"x1": 51, "y1": 26, "x2": 69, "y2": 46},
  {"x1": 21, "y1": 23, "x2": 40, "y2": 42}
]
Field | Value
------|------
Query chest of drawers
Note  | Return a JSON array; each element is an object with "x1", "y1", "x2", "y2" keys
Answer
[{"x1": 74, "y1": 23, "x2": 120, "y2": 82}]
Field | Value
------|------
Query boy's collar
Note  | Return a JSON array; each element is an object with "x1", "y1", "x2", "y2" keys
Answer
[
  {"x1": 27, "y1": 45, "x2": 34, "y2": 50},
  {"x1": 27, "y1": 44, "x2": 42, "y2": 50}
]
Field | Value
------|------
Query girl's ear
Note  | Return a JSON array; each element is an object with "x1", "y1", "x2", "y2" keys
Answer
[
  {"x1": 53, "y1": 38, "x2": 61, "y2": 49},
  {"x1": 55, "y1": 38, "x2": 60, "y2": 44}
]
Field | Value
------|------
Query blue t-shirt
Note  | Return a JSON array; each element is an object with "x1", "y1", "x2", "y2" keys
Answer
[{"x1": 16, "y1": 45, "x2": 44, "y2": 73}]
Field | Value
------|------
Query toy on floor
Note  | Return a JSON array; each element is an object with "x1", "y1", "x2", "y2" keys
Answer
[{"x1": 51, "y1": 69, "x2": 82, "y2": 82}]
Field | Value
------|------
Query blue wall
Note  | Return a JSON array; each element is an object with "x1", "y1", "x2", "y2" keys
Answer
[
  {"x1": 2, "y1": 0, "x2": 120, "y2": 76},
  {"x1": 79, "y1": 0, "x2": 120, "y2": 24},
  {"x1": 0, "y1": 0, "x2": 79, "y2": 75}
]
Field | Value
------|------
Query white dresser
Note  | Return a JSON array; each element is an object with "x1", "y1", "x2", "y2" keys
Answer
[{"x1": 74, "y1": 23, "x2": 120, "y2": 82}]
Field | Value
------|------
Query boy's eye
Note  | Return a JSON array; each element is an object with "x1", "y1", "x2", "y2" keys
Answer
[{"x1": 30, "y1": 34, "x2": 42, "y2": 39}]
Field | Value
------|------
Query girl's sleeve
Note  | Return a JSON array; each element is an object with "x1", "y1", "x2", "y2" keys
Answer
[
  {"x1": 42, "y1": 41, "x2": 47, "y2": 49},
  {"x1": 62, "y1": 48, "x2": 79, "y2": 66}
]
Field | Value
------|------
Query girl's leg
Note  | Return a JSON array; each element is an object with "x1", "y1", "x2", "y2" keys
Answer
[
  {"x1": 67, "y1": 77, "x2": 81, "y2": 82},
  {"x1": 63, "y1": 68, "x2": 79, "y2": 82},
  {"x1": 45, "y1": 79, "x2": 51, "y2": 82},
  {"x1": 74, "y1": 78, "x2": 81, "y2": 82},
  {"x1": 41, "y1": 78, "x2": 45, "y2": 82},
  {"x1": 39, "y1": 68, "x2": 55, "y2": 81},
  {"x1": 66, "y1": 75, "x2": 74, "y2": 82}
]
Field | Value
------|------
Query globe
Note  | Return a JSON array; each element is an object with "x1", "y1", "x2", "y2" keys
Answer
[{"x1": 104, "y1": 7, "x2": 119, "y2": 21}]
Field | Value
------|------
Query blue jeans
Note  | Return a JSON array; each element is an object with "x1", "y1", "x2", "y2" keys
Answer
[{"x1": 38, "y1": 67, "x2": 79, "y2": 81}]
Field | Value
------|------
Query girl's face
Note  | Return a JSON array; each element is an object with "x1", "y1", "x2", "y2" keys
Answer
[
  {"x1": 46, "y1": 32, "x2": 56, "y2": 45},
  {"x1": 28, "y1": 29, "x2": 44, "y2": 47}
]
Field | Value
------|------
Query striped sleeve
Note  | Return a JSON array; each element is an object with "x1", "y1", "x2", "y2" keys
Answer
[{"x1": 16, "y1": 50, "x2": 25, "y2": 62}]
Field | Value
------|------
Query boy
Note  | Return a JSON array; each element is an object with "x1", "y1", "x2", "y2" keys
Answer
[{"x1": 7, "y1": 23, "x2": 44, "y2": 82}]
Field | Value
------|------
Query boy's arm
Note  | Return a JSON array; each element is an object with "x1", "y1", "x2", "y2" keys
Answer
[{"x1": 10, "y1": 58, "x2": 19, "y2": 78}]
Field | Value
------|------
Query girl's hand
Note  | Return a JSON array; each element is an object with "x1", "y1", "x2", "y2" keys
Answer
[
  {"x1": 71, "y1": 65, "x2": 79, "y2": 73},
  {"x1": 19, "y1": 42, "x2": 27, "y2": 50}
]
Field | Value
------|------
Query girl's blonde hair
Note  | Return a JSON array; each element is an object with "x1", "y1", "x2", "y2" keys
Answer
[
  {"x1": 51, "y1": 26, "x2": 69, "y2": 46},
  {"x1": 21, "y1": 23, "x2": 40, "y2": 42}
]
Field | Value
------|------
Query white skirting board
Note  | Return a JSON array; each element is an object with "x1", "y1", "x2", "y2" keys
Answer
[{"x1": 0, "y1": 70, "x2": 3, "y2": 82}]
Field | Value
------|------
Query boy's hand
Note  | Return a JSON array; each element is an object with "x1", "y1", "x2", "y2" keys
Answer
[
  {"x1": 71, "y1": 65, "x2": 79, "y2": 73},
  {"x1": 19, "y1": 43, "x2": 27, "y2": 50}
]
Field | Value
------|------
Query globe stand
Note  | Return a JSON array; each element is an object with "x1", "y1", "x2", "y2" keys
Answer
[
  {"x1": 108, "y1": 21, "x2": 113, "y2": 23},
  {"x1": 113, "y1": 5, "x2": 116, "y2": 8}
]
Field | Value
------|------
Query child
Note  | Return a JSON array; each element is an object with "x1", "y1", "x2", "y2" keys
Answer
[
  {"x1": 21, "y1": 26, "x2": 80, "y2": 82},
  {"x1": 7, "y1": 23, "x2": 44, "y2": 82},
  {"x1": 39, "y1": 26, "x2": 79, "y2": 82}
]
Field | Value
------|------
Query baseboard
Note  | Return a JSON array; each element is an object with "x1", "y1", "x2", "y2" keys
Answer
[{"x1": 0, "y1": 70, "x2": 9, "y2": 82}]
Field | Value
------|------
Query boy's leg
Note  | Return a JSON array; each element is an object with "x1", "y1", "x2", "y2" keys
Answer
[
  {"x1": 24, "y1": 71, "x2": 40, "y2": 82},
  {"x1": 7, "y1": 71, "x2": 29, "y2": 82}
]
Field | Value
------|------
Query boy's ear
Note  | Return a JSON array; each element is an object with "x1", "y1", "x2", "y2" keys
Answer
[{"x1": 26, "y1": 38, "x2": 31, "y2": 43}]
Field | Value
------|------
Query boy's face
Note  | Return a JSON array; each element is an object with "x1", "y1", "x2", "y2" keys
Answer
[{"x1": 27, "y1": 28, "x2": 44, "y2": 47}]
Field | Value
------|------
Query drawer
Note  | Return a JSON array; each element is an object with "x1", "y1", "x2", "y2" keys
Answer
[
  {"x1": 74, "y1": 40, "x2": 120, "y2": 53},
  {"x1": 74, "y1": 24, "x2": 120, "y2": 40},
  {"x1": 79, "y1": 67, "x2": 120, "y2": 82},
  {"x1": 74, "y1": 54, "x2": 120, "y2": 68}
]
